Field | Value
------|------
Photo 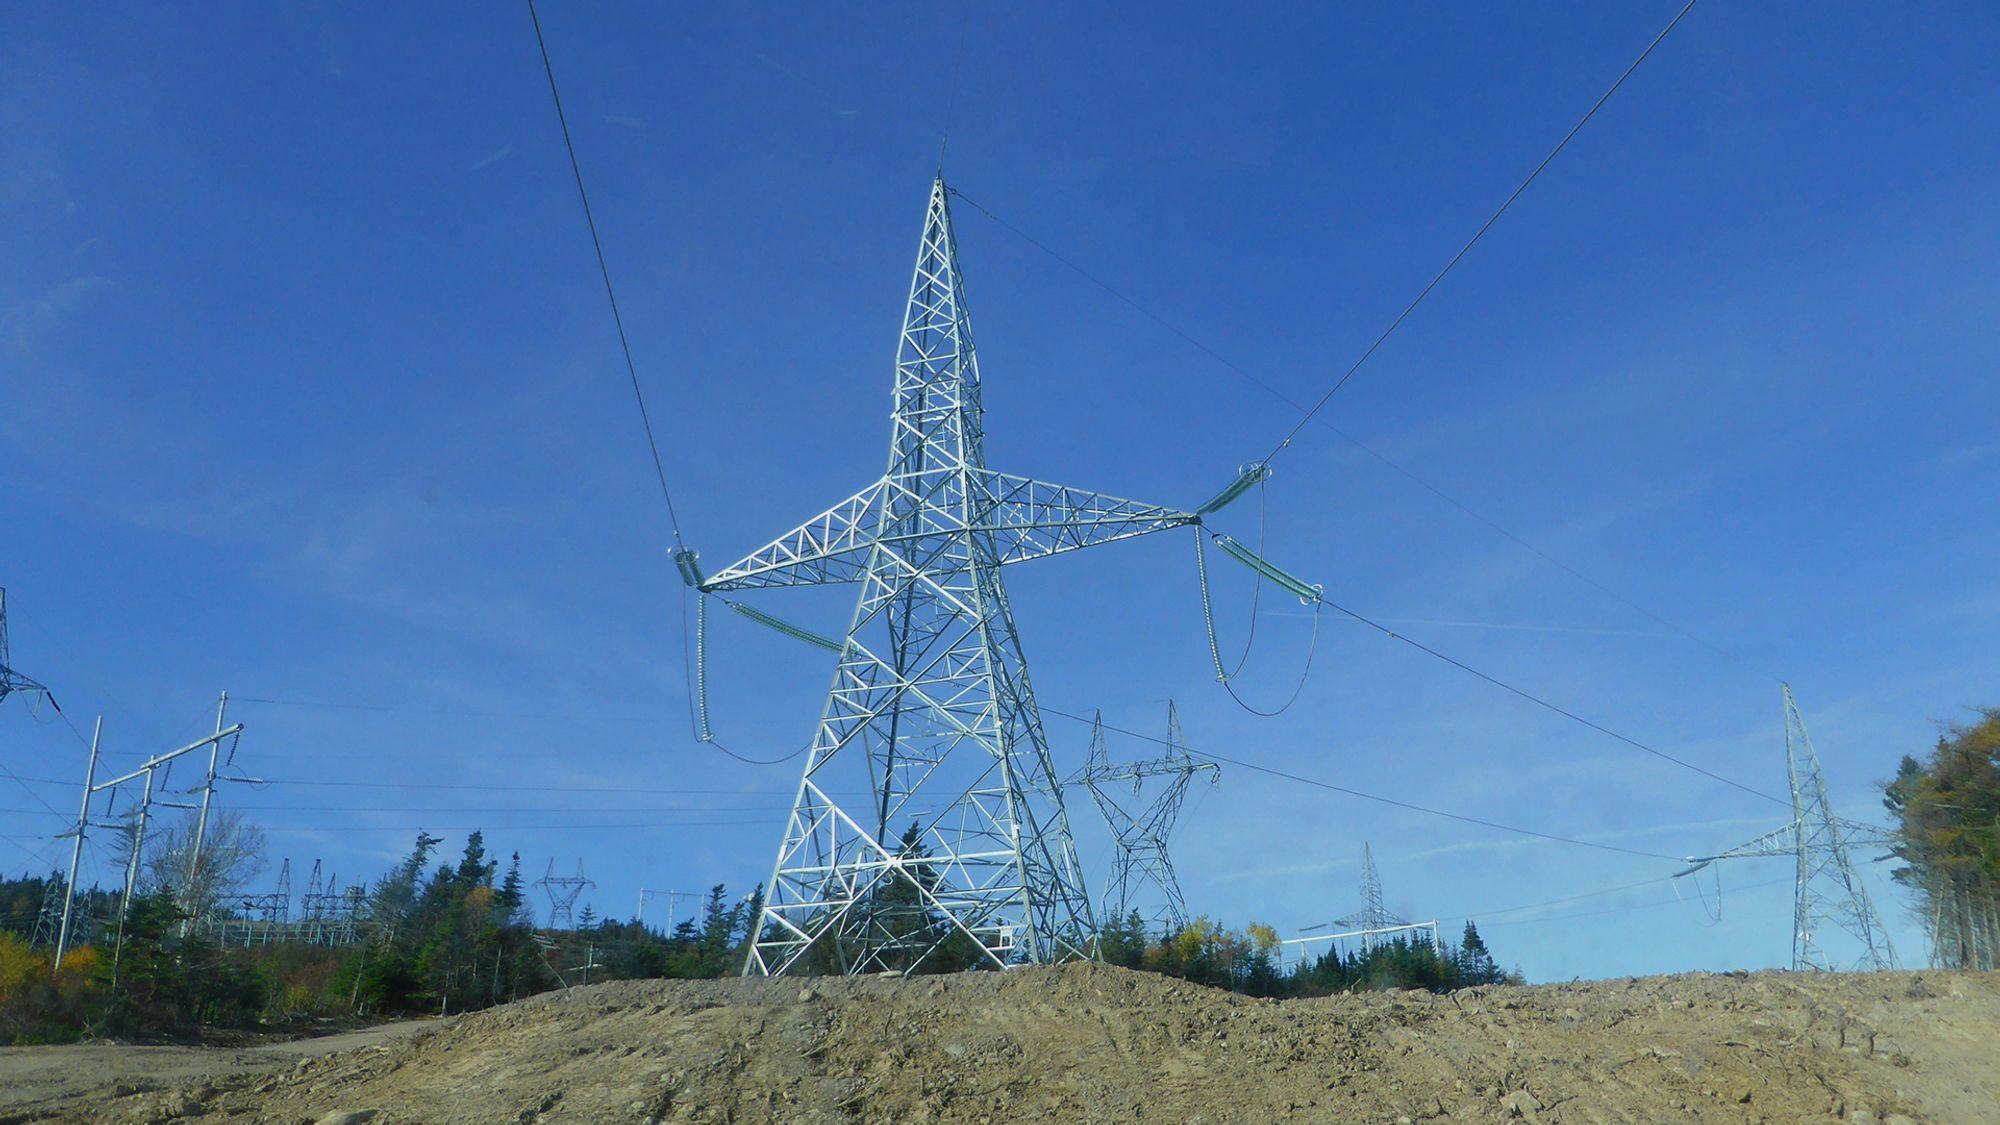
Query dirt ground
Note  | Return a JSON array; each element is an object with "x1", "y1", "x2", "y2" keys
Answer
[
  {"x1": 4, "y1": 964, "x2": 1997, "y2": 1123},
  {"x1": 0, "y1": 1020, "x2": 435, "y2": 1121}
]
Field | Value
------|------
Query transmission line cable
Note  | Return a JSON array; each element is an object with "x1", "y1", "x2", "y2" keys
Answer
[
  {"x1": 526, "y1": 0, "x2": 686, "y2": 546},
  {"x1": 1260, "y1": 0, "x2": 1701, "y2": 463},
  {"x1": 1298, "y1": 587, "x2": 1786, "y2": 806},
  {"x1": 261, "y1": 818, "x2": 775, "y2": 835},
  {"x1": 1040, "y1": 706, "x2": 1682, "y2": 860},
  {"x1": 949, "y1": 1, "x2": 1761, "y2": 681},
  {"x1": 1471, "y1": 875, "x2": 1791, "y2": 930},
  {"x1": 1444, "y1": 872, "x2": 1679, "y2": 923},
  {"x1": 527, "y1": 5, "x2": 796, "y2": 764}
]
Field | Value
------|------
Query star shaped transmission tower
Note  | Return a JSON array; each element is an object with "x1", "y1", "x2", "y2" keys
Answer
[
  {"x1": 1071, "y1": 703, "x2": 1220, "y2": 934},
  {"x1": 681, "y1": 178, "x2": 1248, "y2": 976}
]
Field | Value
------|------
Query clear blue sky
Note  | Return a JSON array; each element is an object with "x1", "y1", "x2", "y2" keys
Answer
[{"x1": 4, "y1": 2, "x2": 1996, "y2": 980}]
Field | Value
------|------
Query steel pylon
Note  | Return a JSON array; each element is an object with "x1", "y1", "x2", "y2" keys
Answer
[
  {"x1": 1681, "y1": 685, "x2": 1897, "y2": 971},
  {"x1": 1318, "y1": 842, "x2": 1412, "y2": 952},
  {"x1": 536, "y1": 859, "x2": 594, "y2": 931},
  {"x1": 0, "y1": 588, "x2": 51, "y2": 708},
  {"x1": 1071, "y1": 703, "x2": 1219, "y2": 933},
  {"x1": 694, "y1": 178, "x2": 1198, "y2": 976}
]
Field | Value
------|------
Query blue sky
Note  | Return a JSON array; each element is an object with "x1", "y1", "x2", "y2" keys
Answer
[{"x1": 4, "y1": 2, "x2": 1997, "y2": 979}]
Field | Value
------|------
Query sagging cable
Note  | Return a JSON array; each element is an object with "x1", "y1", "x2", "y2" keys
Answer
[{"x1": 686, "y1": 590, "x2": 813, "y2": 766}]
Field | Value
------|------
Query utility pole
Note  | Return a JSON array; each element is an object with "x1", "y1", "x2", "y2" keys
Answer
[
  {"x1": 54, "y1": 719, "x2": 246, "y2": 970},
  {"x1": 1069, "y1": 703, "x2": 1218, "y2": 933},
  {"x1": 637, "y1": 888, "x2": 694, "y2": 933},
  {"x1": 569, "y1": 943, "x2": 602, "y2": 988},
  {"x1": 184, "y1": 691, "x2": 228, "y2": 914},
  {"x1": 686, "y1": 177, "x2": 1214, "y2": 976},
  {"x1": 109, "y1": 761, "x2": 161, "y2": 976},
  {"x1": 54, "y1": 717, "x2": 103, "y2": 968}
]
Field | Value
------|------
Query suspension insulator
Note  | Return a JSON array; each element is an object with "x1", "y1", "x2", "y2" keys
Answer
[
  {"x1": 1196, "y1": 461, "x2": 1271, "y2": 516},
  {"x1": 1212, "y1": 534, "x2": 1322, "y2": 603}
]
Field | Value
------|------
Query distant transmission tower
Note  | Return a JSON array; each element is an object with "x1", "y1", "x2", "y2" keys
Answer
[
  {"x1": 537, "y1": 859, "x2": 594, "y2": 931},
  {"x1": 1324, "y1": 843, "x2": 1413, "y2": 953},
  {"x1": 32, "y1": 877, "x2": 64, "y2": 948},
  {"x1": 0, "y1": 588, "x2": 51, "y2": 707},
  {"x1": 1071, "y1": 703, "x2": 1218, "y2": 932},
  {"x1": 1680, "y1": 685, "x2": 1897, "y2": 971},
  {"x1": 682, "y1": 177, "x2": 1207, "y2": 976}
]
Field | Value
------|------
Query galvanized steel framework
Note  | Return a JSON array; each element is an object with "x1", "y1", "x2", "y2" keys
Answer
[
  {"x1": 1301, "y1": 842, "x2": 1416, "y2": 954},
  {"x1": 537, "y1": 859, "x2": 595, "y2": 931},
  {"x1": 695, "y1": 178, "x2": 1198, "y2": 975},
  {"x1": 1681, "y1": 685, "x2": 1897, "y2": 971},
  {"x1": 1071, "y1": 703, "x2": 1218, "y2": 932},
  {"x1": 0, "y1": 588, "x2": 50, "y2": 707}
]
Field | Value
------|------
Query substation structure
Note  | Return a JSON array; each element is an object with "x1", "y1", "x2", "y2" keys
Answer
[{"x1": 1284, "y1": 843, "x2": 1441, "y2": 967}]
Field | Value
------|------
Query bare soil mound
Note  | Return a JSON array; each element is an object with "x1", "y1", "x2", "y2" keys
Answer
[{"x1": 21, "y1": 962, "x2": 2000, "y2": 1123}]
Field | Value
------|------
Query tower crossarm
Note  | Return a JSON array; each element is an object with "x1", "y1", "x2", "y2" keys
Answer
[
  {"x1": 1071, "y1": 757, "x2": 1219, "y2": 787},
  {"x1": 969, "y1": 470, "x2": 1197, "y2": 565},
  {"x1": 1831, "y1": 818, "x2": 1898, "y2": 851},
  {"x1": 1302, "y1": 906, "x2": 1415, "y2": 935},
  {"x1": 1681, "y1": 822, "x2": 1801, "y2": 870},
  {"x1": 697, "y1": 480, "x2": 891, "y2": 592},
  {"x1": 695, "y1": 472, "x2": 1196, "y2": 595},
  {"x1": 1681, "y1": 816, "x2": 1899, "y2": 873}
]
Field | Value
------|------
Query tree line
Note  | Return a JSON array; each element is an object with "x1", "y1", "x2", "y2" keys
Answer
[
  {"x1": 2, "y1": 817, "x2": 1519, "y2": 1045},
  {"x1": 1884, "y1": 707, "x2": 2000, "y2": 970},
  {"x1": 0, "y1": 827, "x2": 764, "y2": 1043}
]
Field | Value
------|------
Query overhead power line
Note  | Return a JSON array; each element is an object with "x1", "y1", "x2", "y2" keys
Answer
[
  {"x1": 1040, "y1": 706, "x2": 1683, "y2": 861},
  {"x1": 261, "y1": 818, "x2": 772, "y2": 835},
  {"x1": 4, "y1": 772, "x2": 859, "y2": 799},
  {"x1": 526, "y1": 0, "x2": 687, "y2": 546},
  {"x1": 1307, "y1": 591, "x2": 1786, "y2": 806},
  {"x1": 949, "y1": 1, "x2": 1758, "y2": 683},
  {"x1": 1467, "y1": 875, "x2": 1792, "y2": 930},
  {"x1": 1261, "y1": 0, "x2": 1702, "y2": 463}
]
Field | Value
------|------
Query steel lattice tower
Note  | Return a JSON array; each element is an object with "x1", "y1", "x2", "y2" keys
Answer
[
  {"x1": 1315, "y1": 843, "x2": 1412, "y2": 953},
  {"x1": 1072, "y1": 704, "x2": 1218, "y2": 933},
  {"x1": 536, "y1": 859, "x2": 594, "y2": 931},
  {"x1": 0, "y1": 589, "x2": 51, "y2": 707},
  {"x1": 689, "y1": 178, "x2": 1200, "y2": 976},
  {"x1": 1780, "y1": 686, "x2": 1897, "y2": 970},
  {"x1": 1683, "y1": 685, "x2": 1897, "y2": 971},
  {"x1": 32, "y1": 878, "x2": 64, "y2": 948}
]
